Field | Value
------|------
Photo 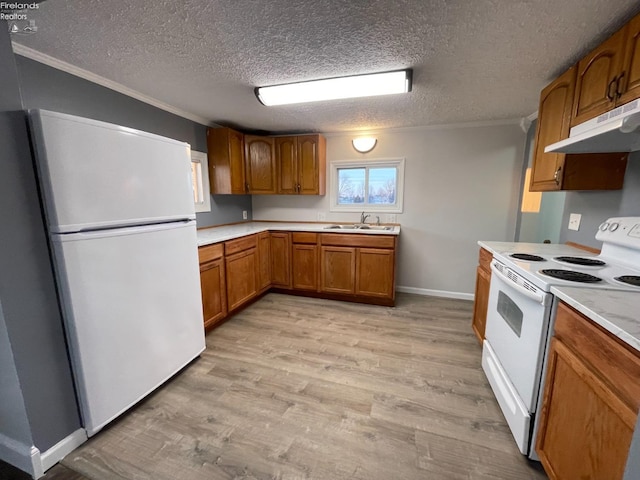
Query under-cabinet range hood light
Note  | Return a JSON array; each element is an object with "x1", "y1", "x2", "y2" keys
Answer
[
  {"x1": 255, "y1": 70, "x2": 412, "y2": 106},
  {"x1": 545, "y1": 99, "x2": 640, "y2": 154}
]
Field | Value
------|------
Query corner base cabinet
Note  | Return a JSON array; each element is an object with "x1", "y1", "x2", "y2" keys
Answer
[{"x1": 535, "y1": 302, "x2": 640, "y2": 480}]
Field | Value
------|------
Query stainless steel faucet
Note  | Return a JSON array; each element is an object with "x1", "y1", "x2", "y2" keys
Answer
[{"x1": 360, "y1": 211, "x2": 370, "y2": 224}]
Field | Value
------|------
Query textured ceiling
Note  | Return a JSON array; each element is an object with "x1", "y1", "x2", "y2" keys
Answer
[{"x1": 11, "y1": 0, "x2": 640, "y2": 133}]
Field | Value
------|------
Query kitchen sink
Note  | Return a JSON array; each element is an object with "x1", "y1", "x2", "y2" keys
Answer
[{"x1": 323, "y1": 224, "x2": 393, "y2": 231}]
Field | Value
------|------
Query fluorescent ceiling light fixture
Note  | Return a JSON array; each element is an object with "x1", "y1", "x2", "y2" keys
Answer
[
  {"x1": 352, "y1": 137, "x2": 377, "y2": 153},
  {"x1": 255, "y1": 69, "x2": 412, "y2": 106}
]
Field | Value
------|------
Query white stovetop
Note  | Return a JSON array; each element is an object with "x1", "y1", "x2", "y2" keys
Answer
[
  {"x1": 197, "y1": 221, "x2": 400, "y2": 246},
  {"x1": 478, "y1": 240, "x2": 640, "y2": 352}
]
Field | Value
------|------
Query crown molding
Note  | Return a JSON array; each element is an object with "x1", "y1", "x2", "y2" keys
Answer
[
  {"x1": 322, "y1": 117, "x2": 523, "y2": 137},
  {"x1": 12, "y1": 43, "x2": 213, "y2": 126}
]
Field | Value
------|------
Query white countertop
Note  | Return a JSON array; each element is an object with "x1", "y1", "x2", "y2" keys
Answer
[
  {"x1": 477, "y1": 240, "x2": 593, "y2": 257},
  {"x1": 550, "y1": 286, "x2": 640, "y2": 352},
  {"x1": 197, "y1": 221, "x2": 400, "y2": 246}
]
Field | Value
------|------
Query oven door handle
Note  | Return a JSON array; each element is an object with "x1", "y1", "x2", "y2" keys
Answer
[{"x1": 490, "y1": 263, "x2": 545, "y2": 305}]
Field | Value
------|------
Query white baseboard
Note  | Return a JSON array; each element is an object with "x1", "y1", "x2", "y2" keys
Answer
[
  {"x1": 0, "y1": 429, "x2": 87, "y2": 479},
  {"x1": 396, "y1": 286, "x2": 474, "y2": 301},
  {"x1": 40, "y1": 429, "x2": 87, "y2": 474},
  {"x1": 0, "y1": 433, "x2": 41, "y2": 478}
]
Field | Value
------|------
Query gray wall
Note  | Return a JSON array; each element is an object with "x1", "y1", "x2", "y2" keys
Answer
[
  {"x1": 14, "y1": 55, "x2": 251, "y2": 228},
  {"x1": 559, "y1": 155, "x2": 640, "y2": 248},
  {"x1": 253, "y1": 123, "x2": 526, "y2": 296},
  {"x1": 0, "y1": 24, "x2": 81, "y2": 456},
  {"x1": 0, "y1": 302, "x2": 33, "y2": 457}
]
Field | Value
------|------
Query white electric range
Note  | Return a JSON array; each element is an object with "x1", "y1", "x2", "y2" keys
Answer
[{"x1": 481, "y1": 217, "x2": 640, "y2": 459}]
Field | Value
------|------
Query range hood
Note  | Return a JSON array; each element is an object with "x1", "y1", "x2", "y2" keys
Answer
[{"x1": 545, "y1": 99, "x2": 640, "y2": 154}]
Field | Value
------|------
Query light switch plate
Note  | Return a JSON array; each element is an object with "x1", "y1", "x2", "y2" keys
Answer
[
  {"x1": 317, "y1": 211, "x2": 326, "y2": 221},
  {"x1": 568, "y1": 213, "x2": 581, "y2": 231},
  {"x1": 242, "y1": 210, "x2": 248, "y2": 220}
]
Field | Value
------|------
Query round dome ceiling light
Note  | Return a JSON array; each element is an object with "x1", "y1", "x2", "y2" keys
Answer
[{"x1": 352, "y1": 137, "x2": 377, "y2": 153}]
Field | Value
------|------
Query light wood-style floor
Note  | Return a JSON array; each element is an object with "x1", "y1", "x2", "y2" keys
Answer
[{"x1": 3, "y1": 293, "x2": 547, "y2": 480}]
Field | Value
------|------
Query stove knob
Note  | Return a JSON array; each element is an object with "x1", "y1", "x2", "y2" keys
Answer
[
  {"x1": 599, "y1": 222, "x2": 609, "y2": 231},
  {"x1": 609, "y1": 222, "x2": 620, "y2": 232}
]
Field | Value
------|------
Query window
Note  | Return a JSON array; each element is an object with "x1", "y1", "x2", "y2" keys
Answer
[
  {"x1": 191, "y1": 150, "x2": 211, "y2": 213},
  {"x1": 329, "y1": 158, "x2": 405, "y2": 213}
]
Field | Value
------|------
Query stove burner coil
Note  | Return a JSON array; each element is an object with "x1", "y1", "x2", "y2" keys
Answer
[
  {"x1": 540, "y1": 269, "x2": 603, "y2": 283},
  {"x1": 614, "y1": 275, "x2": 640, "y2": 287},
  {"x1": 554, "y1": 256, "x2": 606, "y2": 267},
  {"x1": 510, "y1": 253, "x2": 545, "y2": 261}
]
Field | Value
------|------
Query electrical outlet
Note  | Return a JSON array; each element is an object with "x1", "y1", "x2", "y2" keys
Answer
[
  {"x1": 568, "y1": 213, "x2": 581, "y2": 231},
  {"x1": 386, "y1": 214, "x2": 397, "y2": 223},
  {"x1": 242, "y1": 210, "x2": 248, "y2": 220},
  {"x1": 317, "y1": 211, "x2": 327, "y2": 221}
]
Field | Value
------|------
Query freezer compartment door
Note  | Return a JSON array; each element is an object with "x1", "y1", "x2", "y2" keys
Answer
[
  {"x1": 31, "y1": 110, "x2": 195, "y2": 233},
  {"x1": 52, "y1": 220, "x2": 205, "y2": 436}
]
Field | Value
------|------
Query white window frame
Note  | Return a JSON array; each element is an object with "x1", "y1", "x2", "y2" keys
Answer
[
  {"x1": 191, "y1": 150, "x2": 211, "y2": 213},
  {"x1": 329, "y1": 158, "x2": 405, "y2": 213}
]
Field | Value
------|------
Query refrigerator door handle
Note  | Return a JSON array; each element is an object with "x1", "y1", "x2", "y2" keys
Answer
[{"x1": 53, "y1": 219, "x2": 196, "y2": 241}]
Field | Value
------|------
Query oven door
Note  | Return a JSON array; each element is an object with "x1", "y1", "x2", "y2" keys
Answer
[{"x1": 482, "y1": 259, "x2": 552, "y2": 454}]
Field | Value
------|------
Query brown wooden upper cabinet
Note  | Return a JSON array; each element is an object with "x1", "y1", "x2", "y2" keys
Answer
[
  {"x1": 207, "y1": 127, "x2": 246, "y2": 194},
  {"x1": 572, "y1": 13, "x2": 640, "y2": 127},
  {"x1": 531, "y1": 66, "x2": 576, "y2": 191},
  {"x1": 530, "y1": 66, "x2": 628, "y2": 192},
  {"x1": 275, "y1": 135, "x2": 326, "y2": 195},
  {"x1": 244, "y1": 135, "x2": 277, "y2": 194}
]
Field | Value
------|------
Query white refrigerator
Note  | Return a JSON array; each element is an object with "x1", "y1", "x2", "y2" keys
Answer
[{"x1": 30, "y1": 110, "x2": 206, "y2": 436}]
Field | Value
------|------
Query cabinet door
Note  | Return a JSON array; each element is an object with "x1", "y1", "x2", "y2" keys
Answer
[
  {"x1": 207, "y1": 127, "x2": 246, "y2": 194},
  {"x1": 292, "y1": 244, "x2": 318, "y2": 291},
  {"x1": 257, "y1": 232, "x2": 271, "y2": 292},
  {"x1": 244, "y1": 135, "x2": 276, "y2": 194},
  {"x1": 471, "y1": 265, "x2": 491, "y2": 344},
  {"x1": 275, "y1": 136, "x2": 298, "y2": 194},
  {"x1": 200, "y1": 258, "x2": 227, "y2": 329},
  {"x1": 225, "y1": 248, "x2": 257, "y2": 311},
  {"x1": 355, "y1": 248, "x2": 394, "y2": 298},
  {"x1": 572, "y1": 28, "x2": 626, "y2": 127},
  {"x1": 536, "y1": 338, "x2": 634, "y2": 480},
  {"x1": 530, "y1": 66, "x2": 576, "y2": 192},
  {"x1": 297, "y1": 135, "x2": 326, "y2": 195},
  {"x1": 270, "y1": 232, "x2": 291, "y2": 288},
  {"x1": 618, "y1": 14, "x2": 640, "y2": 105},
  {"x1": 320, "y1": 246, "x2": 356, "y2": 294}
]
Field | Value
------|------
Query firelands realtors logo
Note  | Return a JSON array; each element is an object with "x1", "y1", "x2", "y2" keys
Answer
[{"x1": 1, "y1": 2, "x2": 40, "y2": 35}]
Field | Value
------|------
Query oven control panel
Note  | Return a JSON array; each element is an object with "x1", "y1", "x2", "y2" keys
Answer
[{"x1": 596, "y1": 217, "x2": 640, "y2": 245}]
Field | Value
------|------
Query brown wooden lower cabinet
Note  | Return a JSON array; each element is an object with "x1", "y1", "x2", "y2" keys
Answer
[
  {"x1": 535, "y1": 302, "x2": 640, "y2": 480},
  {"x1": 292, "y1": 244, "x2": 318, "y2": 290},
  {"x1": 471, "y1": 247, "x2": 492, "y2": 344},
  {"x1": 270, "y1": 232, "x2": 291, "y2": 288},
  {"x1": 355, "y1": 248, "x2": 394, "y2": 298},
  {"x1": 320, "y1": 246, "x2": 356, "y2": 294},
  {"x1": 225, "y1": 247, "x2": 257, "y2": 312},
  {"x1": 257, "y1": 232, "x2": 271, "y2": 293},
  {"x1": 198, "y1": 243, "x2": 227, "y2": 330},
  {"x1": 198, "y1": 230, "x2": 397, "y2": 330}
]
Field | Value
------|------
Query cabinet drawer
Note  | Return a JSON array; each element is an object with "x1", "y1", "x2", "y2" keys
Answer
[
  {"x1": 554, "y1": 302, "x2": 640, "y2": 413},
  {"x1": 225, "y1": 235, "x2": 257, "y2": 256},
  {"x1": 478, "y1": 247, "x2": 493, "y2": 272},
  {"x1": 320, "y1": 233, "x2": 395, "y2": 249},
  {"x1": 198, "y1": 243, "x2": 224, "y2": 264},
  {"x1": 291, "y1": 232, "x2": 317, "y2": 244}
]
